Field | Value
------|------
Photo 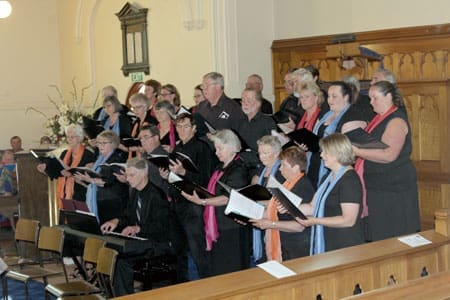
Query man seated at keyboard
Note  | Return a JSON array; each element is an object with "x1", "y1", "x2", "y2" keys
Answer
[{"x1": 101, "y1": 157, "x2": 174, "y2": 296}]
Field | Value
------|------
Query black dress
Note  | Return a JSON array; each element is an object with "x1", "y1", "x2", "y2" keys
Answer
[
  {"x1": 209, "y1": 158, "x2": 250, "y2": 276},
  {"x1": 364, "y1": 110, "x2": 420, "y2": 241},
  {"x1": 279, "y1": 176, "x2": 315, "y2": 260},
  {"x1": 307, "y1": 105, "x2": 365, "y2": 188},
  {"x1": 323, "y1": 170, "x2": 365, "y2": 251}
]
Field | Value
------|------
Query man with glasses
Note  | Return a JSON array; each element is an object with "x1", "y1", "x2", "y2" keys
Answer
[
  {"x1": 167, "y1": 113, "x2": 218, "y2": 279},
  {"x1": 195, "y1": 72, "x2": 246, "y2": 132}
]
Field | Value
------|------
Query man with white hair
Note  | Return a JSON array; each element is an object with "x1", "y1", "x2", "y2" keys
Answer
[{"x1": 196, "y1": 72, "x2": 246, "y2": 132}]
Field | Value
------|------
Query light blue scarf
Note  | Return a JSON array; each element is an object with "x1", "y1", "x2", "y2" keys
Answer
[
  {"x1": 104, "y1": 116, "x2": 120, "y2": 136},
  {"x1": 310, "y1": 165, "x2": 347, "y2": 255},
  {"x1": 312, "y1": 104, "x2": 351, "y2": 185},
  {"x1": 85, "y1": 152, "x2": 113, "y2": 222},
  {"x1": 253, "y1": 159, "x2": 281, "y2": 262}
]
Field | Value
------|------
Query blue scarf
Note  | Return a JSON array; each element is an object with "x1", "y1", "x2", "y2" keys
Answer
[
  {"x1": 310, "y1": 165, "x2": 347, "y2": 255},
  {"x1": 313, "y1": 104, "x2": 351, "y2": 185},
  {"x1": 253, "y1": 159, "x2": 281, "y2": 262},
  {"x1": 104, "y1": 115, "x2": 120, "y2": 136},
  {"x1": 85, "y1": 151, "x2": 113, "y2": 222}
]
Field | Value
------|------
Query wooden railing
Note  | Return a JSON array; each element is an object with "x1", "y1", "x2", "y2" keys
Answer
[{"x1": 116, "y1": 208, "x2": 450, "y2": 300}]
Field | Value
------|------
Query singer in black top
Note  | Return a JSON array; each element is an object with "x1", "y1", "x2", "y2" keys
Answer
[
  {"x1": 182, "y1": 129, "x2": 250, "y2": 276},
  {"x1": 169, "y1": 114, "x2": 218, "y2": 278},
  {"x1": 101, "y1": 158, "x2": 173, "y2": 297}
]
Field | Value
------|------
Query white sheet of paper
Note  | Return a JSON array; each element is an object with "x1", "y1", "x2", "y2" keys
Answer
[
  {"x1": 398, "y1": 234, "x2": 432, "y2": 247},
  {"x1": 257, "y1": 260, "x2": 296, "y2": 279},
  {"x1": 225, "y1": 190, "x2": 265, "y2": 220}
]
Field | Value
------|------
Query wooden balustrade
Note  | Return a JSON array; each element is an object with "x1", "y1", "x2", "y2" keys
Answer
[{"x1": 115, "y1": 208, "x2": 450, "y2": 300}]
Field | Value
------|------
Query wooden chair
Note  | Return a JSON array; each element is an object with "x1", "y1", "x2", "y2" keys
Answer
[
  {"x1": 3, "y1": 226, "x2": 68, "y2": 299},
  {"x1": 45, "y1": 237, "x2": 105, "y2": 298},
  {"x1": 95, "y1": 247, "x2": 118, "y2": 299},
  {"x1": 2, "y1": 218, "x2": 40, "y2": 266},
  {"x1": 1, "y1": 218, "x2": 40, "y2": 298}
]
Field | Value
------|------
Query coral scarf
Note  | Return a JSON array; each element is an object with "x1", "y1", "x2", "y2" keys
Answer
[
  {"x1": 297, "y1": 107, "x2": 321, "y2": 131},
  {"x1": 265, "y1": 172, "x2": 304, "y2": 262},
  {"x1": 354, "y1": 105, "x2": 397, "y2": 218},
  {"x1": 56, "y1": 145, "x2": 85, "y2": 208}
]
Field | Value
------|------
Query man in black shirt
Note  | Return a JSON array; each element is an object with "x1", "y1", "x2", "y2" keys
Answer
[
  {"x1": 168, "y1": 113, "x2": 218, "y2": 278},
  {"x1": 238, "y1": 88, "x2": 276, "y2": 152},
  {"x1": 101, "y1": 158, "x2": 173, "y2": 296},
  {"x1": 245, "y1": 74, "x2": 273, "y2": 114},
  {"x1": 195, "y1": 72, "x2": 246, "y2": 132}
]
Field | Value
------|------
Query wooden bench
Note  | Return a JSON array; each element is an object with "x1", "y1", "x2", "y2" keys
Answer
[
  {"x1": 344, "y1": 270, "x2": 450, "y2": 300},
  {"x1": 115, "y1": 208, "x2": 450, "y2": 300}
]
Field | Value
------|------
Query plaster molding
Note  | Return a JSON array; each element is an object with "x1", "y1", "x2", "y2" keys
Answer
[{"x1": 88, "y1": 0, "x2": 101, "y2": 100}]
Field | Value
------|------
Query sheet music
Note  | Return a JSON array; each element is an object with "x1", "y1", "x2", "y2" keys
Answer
[
  {"x1": 267, "y1": 175, "x2": 303, "y2": 207},
  {"x1": 398, "y1": 234, "x2": 432, "y2": 247},
  {"x1": 225, "y1": 190, "x2": 265, "y2": 220},
  {"x1": 106, "y1": 231, "x2": 148, "y2": 241},
  {"x1": 257, "y1": 260, "x2": 296, "y2": 279}
]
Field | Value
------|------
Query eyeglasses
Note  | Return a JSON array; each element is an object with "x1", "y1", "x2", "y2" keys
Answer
[
  {"x1": 160, "y1": 92, "x2": 173, "y2": 97},
  {"x1": 96, "y1": 141, "x2": 112, "y2": 146},
  {"x1": 139, "y1": 135, "x2": 155, "y2": 141},
  {"x1": 175, "y1": 124, "x2": 192, "y2": 129},
  {"x1": 131, "y1": 105, "x2": 145, "y2": 111}
]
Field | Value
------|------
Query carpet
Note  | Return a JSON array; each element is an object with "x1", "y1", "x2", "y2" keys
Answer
[{"x1": 0, "y1": 276, "x2": 56, "y2": 300}]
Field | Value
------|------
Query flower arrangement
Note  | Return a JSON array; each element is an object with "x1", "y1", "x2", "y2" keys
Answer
[{"x1": 27, "y1": 79, "x2": 99, "y2": 146}]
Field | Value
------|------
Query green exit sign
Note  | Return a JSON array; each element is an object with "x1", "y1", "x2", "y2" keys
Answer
[{"x1": 130, "y1": 72, "x2": 145, "y2": 82}]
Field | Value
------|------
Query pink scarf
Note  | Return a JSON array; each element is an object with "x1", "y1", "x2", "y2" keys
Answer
[
  {"x1": 355, "y1": 105, "x2": 397, "y2": 218},
  {"x1": 204, "y1": 170, "x2": 224, "y2": 251}
]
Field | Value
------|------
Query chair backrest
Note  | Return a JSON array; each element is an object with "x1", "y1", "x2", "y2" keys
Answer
[
  {"x1": 37, "y1": 226, "x2": 65, "y2": 254},
  {"x1": 14, "y1": 218, "x2": 40, "y2": 243},
  {"x1": 96, "y1": 247, "x2": 118, "y2": 298},
  {"x1": 83, "y1": 237, "x2": 105, "y2": 264},
  {"x1": 96, "y1": 247, "x2": 118, "y2": 278}
]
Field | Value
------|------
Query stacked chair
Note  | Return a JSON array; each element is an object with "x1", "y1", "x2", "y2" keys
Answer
[{"x1": 3, "y1": 226, "x2": 68, "y2": 299}]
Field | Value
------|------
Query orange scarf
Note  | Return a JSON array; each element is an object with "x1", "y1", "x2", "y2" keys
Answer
[
  {"x1": 56, "y1": 145, "x2": 85, "y2": 208},
  {"x1": 265, "y1": 172, "x2": 304, "y2": 262}
]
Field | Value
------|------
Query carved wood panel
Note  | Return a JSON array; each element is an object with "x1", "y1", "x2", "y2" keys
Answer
[{"x1": 272, "y1": 24, "x2": 450, "y2": 230}]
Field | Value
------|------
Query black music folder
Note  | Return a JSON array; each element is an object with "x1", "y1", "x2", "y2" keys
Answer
[
  {"x1": 67, "y1": 167, "x2": 103, "y2": 179},
  {"x1": 345, "y1": 128, "x2": 388, "y2": 149},
  {"x1": 30, "y1": 150, "x2": 66, "y2": 180},
  {"x1": 168, "y1": 172, "x2": 213, "y2": 199},
  {"x1": 63, "y1": 210, "x2": 102, "y2": 235},
  {"x1": 148, "y1": 152, "x2": 199, "y2": 173},
  {"x1": 286, "y1": 128, "x2": 320, "y2": 153},
  {"x1": 100, "y1": 163, "x2": 126, "y2": 174},
  {"x1": 218, "y1": 181, "x2": 272, "y2": 201},
  {"x1": 267, "y1": 187, "x2": 307, "y2": 220}
]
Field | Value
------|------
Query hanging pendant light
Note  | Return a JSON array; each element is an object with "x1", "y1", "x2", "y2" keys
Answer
[{"x1": 0, "y1": 0, "x2": 12, "y2": 19}]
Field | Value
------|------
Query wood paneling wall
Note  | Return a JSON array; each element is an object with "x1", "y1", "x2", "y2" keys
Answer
[{"x1": 272, "y1": 23, "x2": 450, "y2": 229}]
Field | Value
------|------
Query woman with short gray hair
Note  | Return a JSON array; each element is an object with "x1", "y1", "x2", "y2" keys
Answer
[{"x1": 182, "y1": 129, "x2": 250, "y2": 276}]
